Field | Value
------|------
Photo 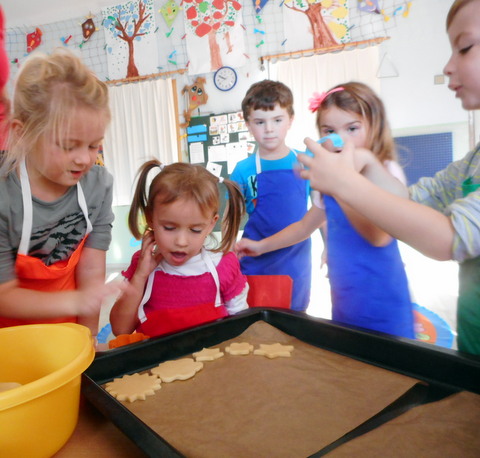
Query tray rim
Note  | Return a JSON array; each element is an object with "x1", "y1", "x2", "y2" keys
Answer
[{"x1": 82, "y1": 308, "x2": 480, "y2": 457}]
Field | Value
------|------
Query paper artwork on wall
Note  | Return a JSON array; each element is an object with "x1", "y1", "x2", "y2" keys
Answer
[
  {"x1": 183, "y1": 0, "x2": 246, "y2": 75},
  {"x1": 358, "y1": 1, "x2": 413, "y2": 22},
  {"x1": 206, "y1": 161, "x2": 222, "y2": 178},
  {"x1": 26, "y1": 28, "x2": 42, "y2": 53},
  {"x1": 78, "y1": 17, "x2": 97, "y2": 48},
  {"x1": 102, "y1": 0, "x2": 159, "y2": 80},
  {"x1": 82, "y1": 18, "x2": 96, "y2": 40},
  {"x1": 160, "y1": 0, "x2": 180, "y2": 28},
  {"x1": 382, "y1": 1, "x2": 412, "y2": 21},
  {"x1": 181, "y1": 76, "x2": 209, "y2": 127},
  {"x1": 358, "y1": 0, "x2": 381, "y2": 14},
  {"x1": 60, "y1": 35, "x2": 73, "y2": 46},
  {"x1": 189, "y1": 142, "x2": 205, "y2": 163},
  {"x1": 96, "y1": 145, "x2": 105, "y2": 166},
  {"x1": 282, "y1": 0, "x2": 350, "y2": 52},
  {"x1": 253, "y1": 0, "x2": 270, "y2": 14}
]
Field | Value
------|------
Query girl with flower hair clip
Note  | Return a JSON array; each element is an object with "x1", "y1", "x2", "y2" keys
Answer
[{"x1": 237, "y1": 81, "x2": 415, "y2": 339}]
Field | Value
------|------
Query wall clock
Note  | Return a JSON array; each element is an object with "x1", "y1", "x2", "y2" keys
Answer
[{"x1": 213, "y1": 66, "x2": 238, "y2": 91}]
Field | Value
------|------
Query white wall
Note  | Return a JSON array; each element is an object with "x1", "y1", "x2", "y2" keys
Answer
[
  {"x1": 4, "y1": 1, "x2": 113, "y2": 28},
  {"x1": 5, "y1": 0, "x2": 473, "y2": 158},
  {"x1": 378, "y1": 0, "x2": 467, "y2": 130},
  {"x1": 375, "y1": 0, "x2": 472, "y2": 161}
]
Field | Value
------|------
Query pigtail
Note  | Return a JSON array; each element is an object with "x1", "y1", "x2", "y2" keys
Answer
[
  {"x1": 128, "y1": 159, "x2": 163, "y2": 239},
  {"x1": 218, "y1": 178, "x2": 246, "y2": 253}
]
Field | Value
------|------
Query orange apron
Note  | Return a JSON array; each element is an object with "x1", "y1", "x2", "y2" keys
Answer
[
  {"x1": 137, "y1": 249, "x2": 227, "y2": 337},
  {"x1": 0, "y1": 160, "x2": 92, "y2": 327}
]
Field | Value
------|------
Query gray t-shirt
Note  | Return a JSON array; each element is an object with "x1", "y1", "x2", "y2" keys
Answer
[{"x1": 0, "y1": 165, "x2": 114, "y2": 283}]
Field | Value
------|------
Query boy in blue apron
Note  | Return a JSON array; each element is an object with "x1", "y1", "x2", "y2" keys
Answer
[{"x1": 231, "y1": 80, "x2": 312, "y2": 311}]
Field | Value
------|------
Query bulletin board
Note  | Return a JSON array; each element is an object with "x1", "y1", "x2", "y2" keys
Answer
[
  {"x1": 186, "y1": 110, "x2": 256, "y2": 178},
  {"x1": 395, "y1": 133, "x2": 453, "y2": 186},
  {"x1": 186, "y1": 111, "x2": 257, "y2": 230}
]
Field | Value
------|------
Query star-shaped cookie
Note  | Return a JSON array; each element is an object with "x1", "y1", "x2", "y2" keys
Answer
[
  {"x1": 253, "y1": 343, "x2": 294, "y2": 359},
  {"x1": 105, "y1": 372, "x2": 161, "y2": 402}
]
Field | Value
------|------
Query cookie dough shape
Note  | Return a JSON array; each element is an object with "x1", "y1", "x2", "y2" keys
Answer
[
  {"x1": 225, "y1": 342, "x2": 254, "y2": 356},
  {"x1": 151, "y1": 358, "x2": 203, "y2": 383},
  {"x1": 105, "y1": 372, "x2": 161, "y2": 402},
  {"x1": 253, "y1": 343, "x2": 294, "y2": 359},
  {"x1": 192, "y1": 347, "x2": 224, "y2": 361}
]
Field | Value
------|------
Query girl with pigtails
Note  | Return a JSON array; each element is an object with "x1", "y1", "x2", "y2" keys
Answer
[{"x1": 110, "y1": 159, "x2": 249, "y2": 337}]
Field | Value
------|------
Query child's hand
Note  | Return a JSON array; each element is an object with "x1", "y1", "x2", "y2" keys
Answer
[
  {"x1": 76, "y1": 279, "x2": 127, "y2": 322},
  {"x1": 235, "y1": 238, "x2": 264, "y2": 259},
  {"x1": 136, "y1": 230, "x2": 163, "y2": 278},
  {"x1": 298, "y1": 138, "x2": 357, "y2": 194}
]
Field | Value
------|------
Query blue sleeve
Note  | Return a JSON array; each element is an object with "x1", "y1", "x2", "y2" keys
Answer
[
  {"x1": 230, "y1": 157, "x2": 256, "y2": 214},
  {"x1": 230, "y1": 164, "x2": 247, "y2": 196},
  {"x1": 290, "y1": 150, "x2": 311, "y2": 202}
]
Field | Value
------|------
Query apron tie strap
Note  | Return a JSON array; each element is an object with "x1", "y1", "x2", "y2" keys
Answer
[
  {"x1": 18, "y1": 160, "x2": 92, "y2": 256},
  {"x1": 138, "y1": 248, "x2": 223, "y2": 324}
]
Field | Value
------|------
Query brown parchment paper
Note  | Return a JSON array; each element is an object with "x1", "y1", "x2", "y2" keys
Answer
[
  {"x1": 328, "y1": 390, "x2": 480, "y2": 457},
  {"x1": 107, "y1": 321, "x2": 420, "y2": 458}
]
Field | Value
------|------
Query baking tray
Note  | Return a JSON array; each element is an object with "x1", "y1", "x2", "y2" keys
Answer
[{"x1": 82, "y1": 308, "x2": 480, "y2": 457}]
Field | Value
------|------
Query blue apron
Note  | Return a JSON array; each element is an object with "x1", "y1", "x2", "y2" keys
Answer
[
  {"x1": 325, "y1": 195, "x2": 414, "y2": 338},
  {"x1": 240, "y1": 153, "x2": 311, "y2": 311}
]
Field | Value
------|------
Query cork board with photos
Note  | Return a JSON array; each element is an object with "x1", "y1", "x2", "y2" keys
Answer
[{"x1": 186, "y1": 110, "x2": 256, "y2": 230}]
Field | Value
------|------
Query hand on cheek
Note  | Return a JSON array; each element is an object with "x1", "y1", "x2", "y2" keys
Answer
[{"x1": 137, "y1": 230, "x2": 162, "y2": 277}]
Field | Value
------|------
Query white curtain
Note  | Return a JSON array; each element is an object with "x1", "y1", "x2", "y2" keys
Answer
[
  {"x1": 103, "y1": 78, "x2": 179, "y2": 206},
  {"x1": 271, "y1": 46, "x2": 381, "y2": 151}
]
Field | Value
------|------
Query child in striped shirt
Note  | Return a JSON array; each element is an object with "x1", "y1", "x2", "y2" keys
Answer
[{"x1": 297, "y1": 0, "x2": 480, "y2": 355}]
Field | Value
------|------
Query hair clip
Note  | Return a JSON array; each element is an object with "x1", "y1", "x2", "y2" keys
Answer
[
  {"x1": 308, "y1": 87, "x2": 344, "y2": 113},
  {"x1": 218, "y1": 176, "x2": 224, "y2": 183}
]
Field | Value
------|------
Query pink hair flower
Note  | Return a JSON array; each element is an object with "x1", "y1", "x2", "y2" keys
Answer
[{"x1": 308, "y1": 87, "x2": 344, "y2": 113}]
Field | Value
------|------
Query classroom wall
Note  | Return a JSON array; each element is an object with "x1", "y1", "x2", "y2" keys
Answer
[
  {"x1": 183, "y1": 0, "x2": 473, "y2": 165},
  {"x1": 379, "y1": 0, "x2": 466, "y2": 130},
  {"x1": 5, "y1": 0, "x2": 467, "y2": 135},
  {"x1": 173, "y1": 0, "x2": 470, "y2": 135},
  {"x1": 376, "y1": 0, "x2": 471, "y2": 161}
]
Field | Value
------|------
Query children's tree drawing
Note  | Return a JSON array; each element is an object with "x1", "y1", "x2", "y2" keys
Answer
[
  {"x1": 283, "y1": 0, "x2": 349, "y2": 49},
  {"x1": 103, "y1": 0, "x2": 154, "y2": 78},
  {"x1": 183, "y1": 0, "x2": 242, "y2": 71}
]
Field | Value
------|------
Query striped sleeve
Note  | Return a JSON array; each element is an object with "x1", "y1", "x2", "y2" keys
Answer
[
  {"x1": 409, "y1": 146, "x2": 480, "y2": 262},
  {"x1": 449, "y1": 190, "x2": 480, "y2": 262}
]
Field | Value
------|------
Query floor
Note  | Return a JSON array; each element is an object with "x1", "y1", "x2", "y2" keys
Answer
[{"x1": 101, "y1": 231, "x2": 459, "y2": 350}]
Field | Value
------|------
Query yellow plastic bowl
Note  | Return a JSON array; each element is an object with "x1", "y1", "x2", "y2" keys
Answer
[{"x1": 0, "y1": 323, "x2": 95, "y2": 457}]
